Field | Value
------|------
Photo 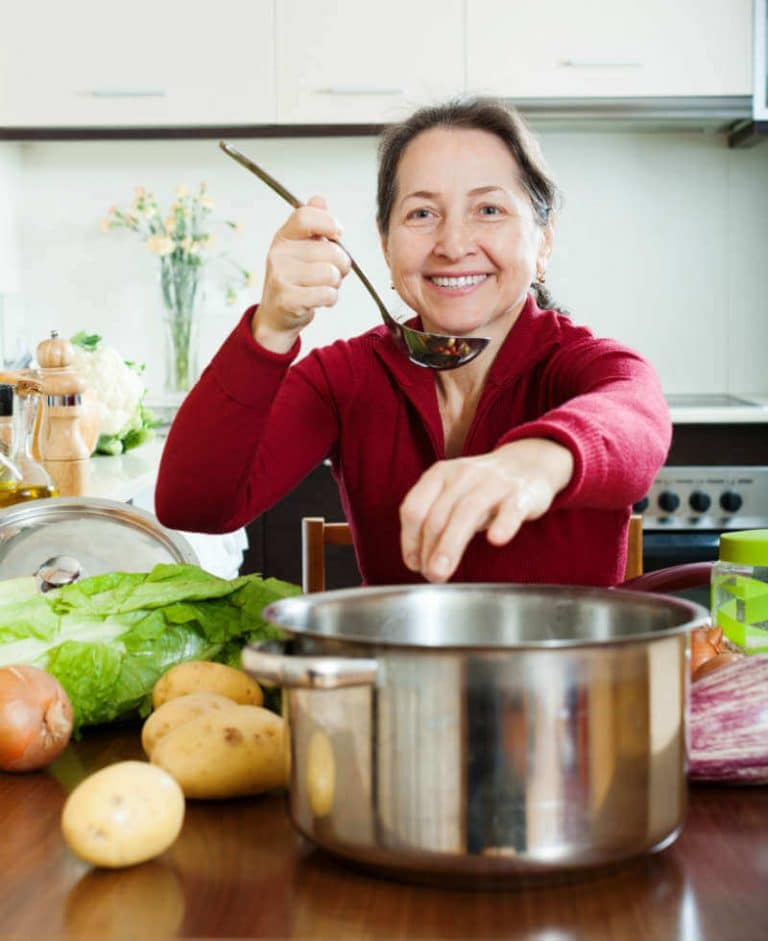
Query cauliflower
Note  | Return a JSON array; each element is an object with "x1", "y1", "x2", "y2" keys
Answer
[{"x1": 70, "y1": 333, "x2": 155, "y2": 455}]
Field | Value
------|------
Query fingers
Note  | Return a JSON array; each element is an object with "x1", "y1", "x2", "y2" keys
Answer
[
  {"x1": 279, "y1": 199, "x2": 342, "y2": 242},
  {"x1": 400, "y1": 453, "x2": 557, "y2": 583},
  {"x1": 400, "y1": 466, "x2": 446, "y2": 574},
  {"x1": 404, "y1": 483, "x2": 515, "y2": 583},
  {"x1": 258, "y1": 197, "x2": 351, "y2": 339},
  {"x1": 281, "y1": 238, "x2": 351, "y2": 277}
]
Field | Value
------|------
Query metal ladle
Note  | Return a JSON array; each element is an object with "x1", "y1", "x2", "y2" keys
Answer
[{"x1": 219, "y1": 141, "x2": 491, "y2": 371}]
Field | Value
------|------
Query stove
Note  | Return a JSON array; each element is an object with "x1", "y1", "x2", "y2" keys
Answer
[
  {"x1": 636, "y1": 465, "x2": 768, "y2": 597},
  {"x1": 638, "y1": 466, "x2": 768, "y2": 531},
  {"x1": 636, "y1": 407, "x2": 768, "y2": 599}
]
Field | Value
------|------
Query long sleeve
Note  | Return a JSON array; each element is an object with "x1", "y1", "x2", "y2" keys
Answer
[{"x1": 496, "y1": 335, "x2": 671, "y2": 511}]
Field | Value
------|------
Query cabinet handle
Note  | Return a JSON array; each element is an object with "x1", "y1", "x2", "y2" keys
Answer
[
  {"x1": 561, "y1": 59, "x2": 643, "y2": 69},
  {"x1": 79, "y1": 89, "x2": 167, "y2": 98},
  {"x1": 314, "y1": 86, "x2": 404, "y2": 96}
]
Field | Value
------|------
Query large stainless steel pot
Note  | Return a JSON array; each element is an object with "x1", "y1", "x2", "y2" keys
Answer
[{"x1": 243, "y1": 579, "x2": 708, "y2": 885}]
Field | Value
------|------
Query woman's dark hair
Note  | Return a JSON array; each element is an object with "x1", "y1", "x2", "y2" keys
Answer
[{"x1": 376, "y1": 97, "x2": 564, "y2": 312}]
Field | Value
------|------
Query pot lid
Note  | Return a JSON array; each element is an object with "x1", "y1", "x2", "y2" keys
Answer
[{"x1": 0, "y1": 496, "x2": 198, "y2": 585}]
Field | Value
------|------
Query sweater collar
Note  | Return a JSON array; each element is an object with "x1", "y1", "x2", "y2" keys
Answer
[
  {"x1": 369, "y1": 293, "x2": 549, "y2": 455},
  {"x1": 371, "y1": 292, "x2": 547, "y2": 392}
]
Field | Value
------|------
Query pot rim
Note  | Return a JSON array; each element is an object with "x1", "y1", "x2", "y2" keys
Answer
[{"x1": 260, "y1": 582, "x2": 709, "y2": 652}]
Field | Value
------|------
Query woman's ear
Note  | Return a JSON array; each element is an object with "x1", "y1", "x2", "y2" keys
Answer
[{"x1": 537, "y1": 215, "x2": 556, "y2": 270}]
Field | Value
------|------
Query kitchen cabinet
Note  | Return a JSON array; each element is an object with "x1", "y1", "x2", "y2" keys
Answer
[
  {"x1": 0, "y1": 0, "x2": 275, "y2": 127},
  {"x1": 467, "y1": 0, "x2": 752, "y2": 99},
  {"x1": 274, "y1": 0, "x2": 464, "y2": 124}
]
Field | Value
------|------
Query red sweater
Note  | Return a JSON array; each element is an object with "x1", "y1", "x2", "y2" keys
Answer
[{"x1": 155, "y1": 294, "x2": 671, "y2": 586}]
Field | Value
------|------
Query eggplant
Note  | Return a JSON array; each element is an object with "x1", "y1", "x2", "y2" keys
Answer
[{"x1": 688, "y1": 654, "x2": 768, "y2": 783}]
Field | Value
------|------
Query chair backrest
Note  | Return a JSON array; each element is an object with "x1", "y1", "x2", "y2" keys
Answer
[
  {"x1": 301, "y1": 514, "x2": 644, "y2": 592},
  {"x1": 301, "y1": 517, "x2": 354, "y2": 593}
]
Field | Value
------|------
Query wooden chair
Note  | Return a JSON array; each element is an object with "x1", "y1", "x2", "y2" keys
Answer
[{"x1": 301, "y1": 513, "x2": 644, "y2": 593}]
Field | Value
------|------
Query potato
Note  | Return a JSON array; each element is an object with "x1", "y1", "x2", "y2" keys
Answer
[
  {"x1": 61, "y1": 761, "x2": 185, "y2": 868},
  {"x1": 151, "y1": 705, "x2": 287, "y2": 799},
  {"x1": 141, "y1": 692, "x2": 238, "y2": 758},
  {"x1": 152, "y1": 661, "x2": 263, "y2": 709}
]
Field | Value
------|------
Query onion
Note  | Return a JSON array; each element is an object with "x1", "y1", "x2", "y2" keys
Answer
[
  {"x1": 693, "y1": 651, "x2": 743, "y2": 681},
  {"x1": 688, "y1": 655, "x2": 768, "y2": 783},
  {"x1": 0, "y1": 665, "x2": 74, "y2": 772}
]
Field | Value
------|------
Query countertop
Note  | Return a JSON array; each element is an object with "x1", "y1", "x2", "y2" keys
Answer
[
  {"x1": 85, "y1": 435, "x2": 165, "y2": 503},
  {"x1": 668, "y1": 398, "x2": 768, "y2": 424},
  {"x1": 1, "y1": 726, "x2": 767, "y2": 941}
]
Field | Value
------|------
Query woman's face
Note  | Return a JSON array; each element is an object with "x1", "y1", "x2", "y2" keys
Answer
[{"x1": 381, "y1": 127, "x2": 553, "y2": 339}]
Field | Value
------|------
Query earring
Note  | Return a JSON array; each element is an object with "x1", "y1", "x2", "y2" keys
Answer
[
  {"x1": 536, "y1": 267, "x2": 547, "y2": 284},
  {"x1": 390, "y1": 282, "x2": 395, "y2": 290}
]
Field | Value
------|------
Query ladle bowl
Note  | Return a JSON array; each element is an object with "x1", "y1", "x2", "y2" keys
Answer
[{"x1": 219, "y1": 141, "x2": 491, "y2": 370}]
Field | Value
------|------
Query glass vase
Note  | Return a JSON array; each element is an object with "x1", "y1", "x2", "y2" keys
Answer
[{"x1": 160, "y1": 260, "x2": 202, "y2": 395}]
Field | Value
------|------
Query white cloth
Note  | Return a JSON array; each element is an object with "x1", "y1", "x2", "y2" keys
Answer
[{"x1": 133, "y1": 487, "x2": 248, "y2": 580}]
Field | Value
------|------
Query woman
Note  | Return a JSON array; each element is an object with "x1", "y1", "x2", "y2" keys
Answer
[{"x1": 155, "y1": 98, "x2": 670, "y2": 586}]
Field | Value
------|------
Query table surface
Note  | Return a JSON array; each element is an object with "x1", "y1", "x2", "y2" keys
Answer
[{"x1": 1, "y1": 727, "x2": 766, "y2": 941}]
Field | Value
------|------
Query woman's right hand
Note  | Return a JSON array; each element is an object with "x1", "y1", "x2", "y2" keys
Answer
[{"x1": 252, "y1": 195, "x2": 352, "y2": 353}]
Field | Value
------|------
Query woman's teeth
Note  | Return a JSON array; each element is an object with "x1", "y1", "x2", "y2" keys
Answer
[{"x1": 429, "y1": 274, "x2": 487, "y2": 288}]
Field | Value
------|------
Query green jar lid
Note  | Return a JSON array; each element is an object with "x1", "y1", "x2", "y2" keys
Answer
[{"x1": 719, "y1": 529, "x2": 768, "y2": 566}]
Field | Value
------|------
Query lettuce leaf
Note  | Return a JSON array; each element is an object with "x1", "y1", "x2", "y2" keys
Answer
[{"x1": 0, "y1": 564, "x2": 299, "y2": 730}]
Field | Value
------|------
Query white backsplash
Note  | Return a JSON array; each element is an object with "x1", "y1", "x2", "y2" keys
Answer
[{"x1": 2, "y1": 128, "x2": 768, "y2": 400}]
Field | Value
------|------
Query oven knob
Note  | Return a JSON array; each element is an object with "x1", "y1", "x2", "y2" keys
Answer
[
  {"x1": 632, "y1": 497, "x2": 649, "y2": 513},
  {"x1": 720, "y1": 491, "x2": 743, "y2": 514},
  {"x1": 658, "y1": 491, "x2": 680, "y2": 513},
  {"x1": 689, "y1": 491, "x2": 711, "y2": 513}
]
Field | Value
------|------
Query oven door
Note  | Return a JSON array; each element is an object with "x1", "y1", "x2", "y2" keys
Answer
[{"x1": 643, "y1": 530, "x2": 721, "y2": 570}]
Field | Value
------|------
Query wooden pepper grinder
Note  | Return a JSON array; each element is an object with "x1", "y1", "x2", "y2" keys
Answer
[{"x1": 36, "y1": 331, "x2": 90, "y2": 497}]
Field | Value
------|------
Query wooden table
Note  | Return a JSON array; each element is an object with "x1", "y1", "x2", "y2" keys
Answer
[{"x1": 1, "y1": 727, "x2": 766, "y2": 941}]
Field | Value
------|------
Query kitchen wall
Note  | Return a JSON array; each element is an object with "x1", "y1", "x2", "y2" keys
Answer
[{"x1": 2, "y1": 126, "x2": 768, "y2": 402}]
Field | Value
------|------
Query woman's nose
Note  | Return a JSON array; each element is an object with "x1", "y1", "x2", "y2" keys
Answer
[{"x1": 433, "y1": 218, "x2": 474, "y2": 259}]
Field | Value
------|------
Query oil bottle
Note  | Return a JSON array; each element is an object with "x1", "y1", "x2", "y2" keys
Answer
[
  {"x1": 0, "y1": 384, "x2": 24, "y2": 508},
  {"x1": 10, "y1": 378, "x2": 58, "y2": 501}
]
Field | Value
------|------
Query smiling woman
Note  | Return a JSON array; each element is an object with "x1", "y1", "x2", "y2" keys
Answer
[
  {"x1": 155, "y1": 97, "x2": 671, "y2": 589},
  {"x1": 381, "y1": 127, "x2": 552, "y2": 344}
]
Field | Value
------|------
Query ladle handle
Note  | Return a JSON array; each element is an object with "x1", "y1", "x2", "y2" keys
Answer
[{"x1": 219, "y1": 141, "x2": 394, "y2": 324}]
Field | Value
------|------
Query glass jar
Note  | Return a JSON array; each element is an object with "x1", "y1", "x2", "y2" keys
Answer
[
  {"x1": 10, "y1": 380, "x2": 58, "y2": 501},
  {"x1": 712, "y1": 529, "x2": 768, "y2": 653}
]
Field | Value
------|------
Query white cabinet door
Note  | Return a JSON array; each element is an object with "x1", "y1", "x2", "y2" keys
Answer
[
  {"x1": 0, "y1": 0, "x2": 275, "y2": 127},
  {"x1": 467, "y1": 0, "x2": 752, "y2": 98},
  {"x1": 276, "y1": 0, "x2": 464, "y2": 123}
]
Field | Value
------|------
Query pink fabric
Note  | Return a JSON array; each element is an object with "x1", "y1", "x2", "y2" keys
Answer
[{"x1": 155, "y1": 294, "x2": 671, "y2": 586}]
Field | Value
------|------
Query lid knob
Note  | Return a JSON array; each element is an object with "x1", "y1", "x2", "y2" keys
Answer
[{"x1": 35, "y1": 555, "x2": 82, "y2": 592}]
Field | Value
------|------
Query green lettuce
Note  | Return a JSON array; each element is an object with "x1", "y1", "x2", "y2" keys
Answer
[{"x1": 0, "y1": 564, "x2": 299, "y2": 730}]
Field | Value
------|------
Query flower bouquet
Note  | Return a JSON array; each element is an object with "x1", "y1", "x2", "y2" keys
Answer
[{"x1": 103, "y1": 184, "x2": 251, "y2": 394}]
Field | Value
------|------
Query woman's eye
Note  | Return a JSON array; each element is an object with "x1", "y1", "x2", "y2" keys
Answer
[
  {"x1": 478, "y1": 204, "x2": 503, "y2": 217},
  {"x1": 406, "y1": 207, "x2": 434, "y2": 221}
]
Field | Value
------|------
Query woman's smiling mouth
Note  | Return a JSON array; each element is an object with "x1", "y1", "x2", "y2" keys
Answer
[{"x1": 427, "y1": 273, "x2": 489, "y2": 290}]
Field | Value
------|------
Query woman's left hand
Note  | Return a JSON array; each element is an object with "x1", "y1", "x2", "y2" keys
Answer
[{"x1": 399, "y1": 438, "x2": 574, "y2": 583}]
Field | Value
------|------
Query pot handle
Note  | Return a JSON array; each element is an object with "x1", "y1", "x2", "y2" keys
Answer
[
  {"x1": 242, "y1": 644, "x2": 378, "y2": 690},
  {"x1": 619, "y1": 561, "x2": 713, "y2": 594}
]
